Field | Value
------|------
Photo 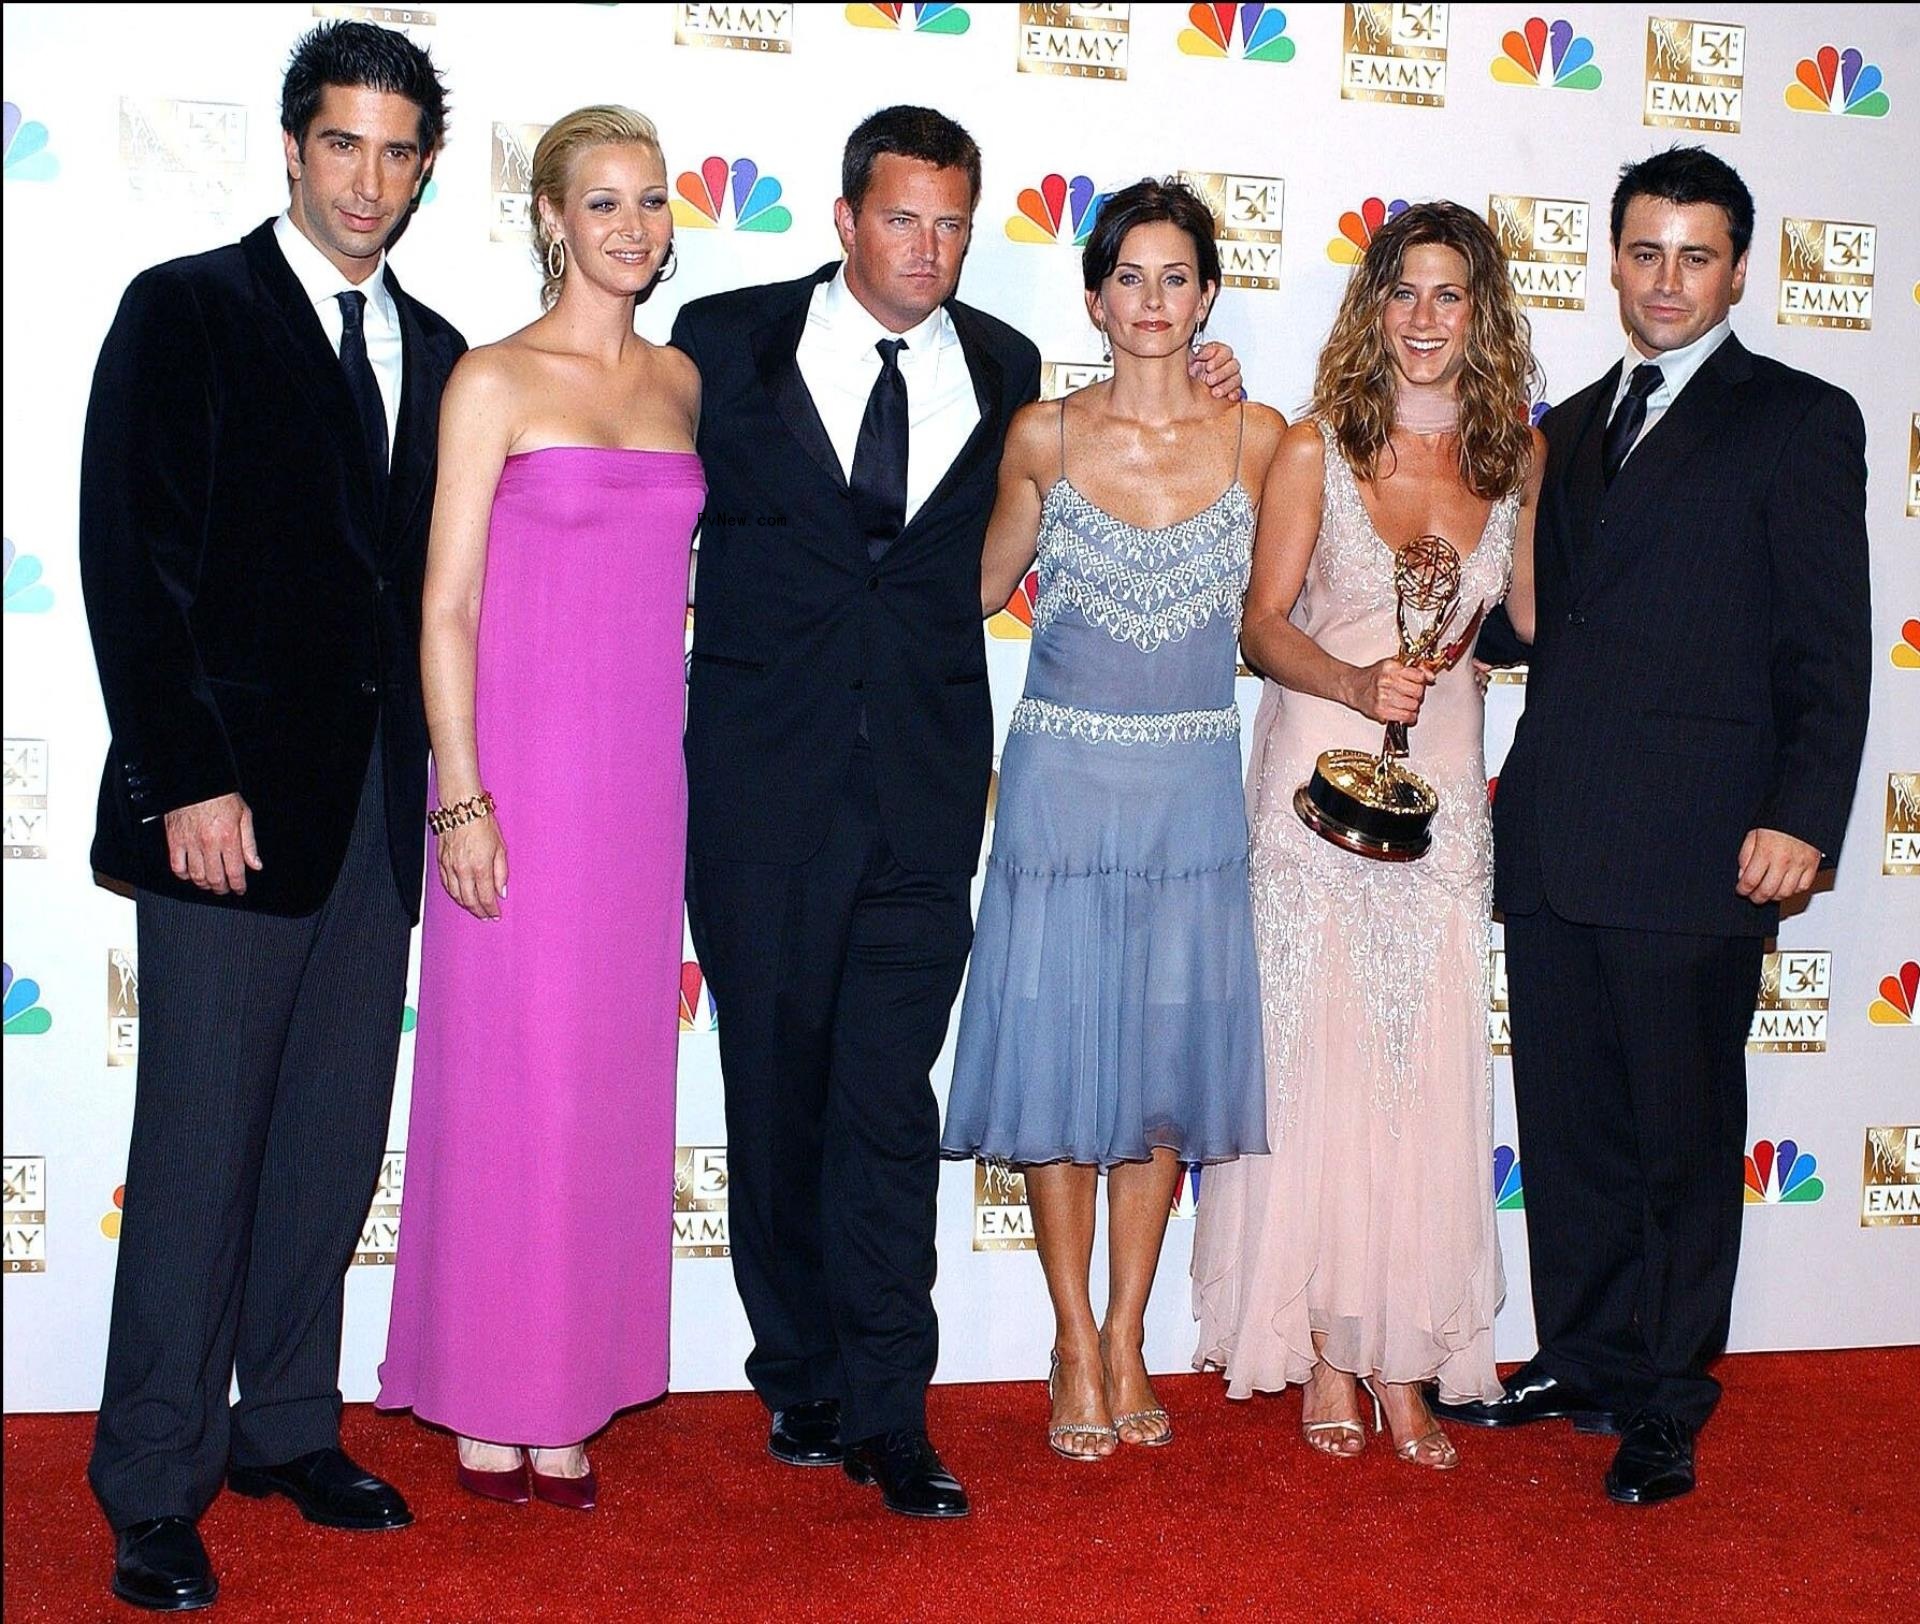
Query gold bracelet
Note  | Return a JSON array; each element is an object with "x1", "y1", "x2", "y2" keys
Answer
[{"x1": 427, "y1": 790, "x2": 495, "y2": 835}]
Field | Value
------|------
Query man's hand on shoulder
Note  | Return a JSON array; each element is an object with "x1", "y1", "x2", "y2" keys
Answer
[
  {"x1": 1736, "y1": 827, "x2": 1821, "y2": 906},
  {"x1": 164, "y1": 793, "x2": 261, "y2": 897}
]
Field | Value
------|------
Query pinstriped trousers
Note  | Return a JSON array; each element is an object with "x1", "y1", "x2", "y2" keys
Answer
[{"x1": 88, "y1": 745, "x2": 411, "y2": 1529}]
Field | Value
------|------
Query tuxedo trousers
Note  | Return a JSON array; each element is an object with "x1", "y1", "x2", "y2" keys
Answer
[
  {"x1": 1503, "y1": 902, "x2": 1763, "y2": 1430},
  {"x1": 687, "y1": 741, "x2": 973, "y2": 1444},
  {"x1": 89, "y1": 743, "x2": 411, "y2": 1528}
]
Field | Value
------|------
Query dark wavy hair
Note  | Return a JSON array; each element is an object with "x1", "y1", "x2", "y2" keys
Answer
[
  {"x1": 1081, "y1": 178, "x2": 1223, "y2": 311},
  {"x1": 281, "y1": 20, "x2": 448, "y2": 155},
  {"x1": 1610, "y1": 145, "x2": 1754, "y2": 260},
  {"x1": 841, "y1": 105, "x2": 981, "y2": 211}
]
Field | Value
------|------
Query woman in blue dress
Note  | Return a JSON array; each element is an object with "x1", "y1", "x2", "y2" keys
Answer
[{"x1": 943, "y1": 180, "x2": 1280, "y2": 1458}]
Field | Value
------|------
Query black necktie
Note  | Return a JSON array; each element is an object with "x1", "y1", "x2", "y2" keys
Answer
[
  {"x1": 336, "y1": 290, "x2": 389, "y2": 501},
  {"x1": 850, "y1": 337, "x2": 908, "y2": 562},
  {"x1": 1601, "y1": 362, "x2": 1662, "y2": 485}
]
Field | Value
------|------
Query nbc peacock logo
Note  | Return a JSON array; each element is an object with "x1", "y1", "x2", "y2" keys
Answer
[
  {"x1": 1493, "y1": 1144, "x2": 1525, "y2": 1210},
  {"x1": 3, "y1": 102, "x2": 58, "y2": 181},
  {"x1": 1007, "y1": 172, "x2": 1110, "y2": 247},
  {"x1": 100, "y1": 1183, "x2": 124, "y2": 1241},
  {"x1": 673, "y1": 157, "x2": 792, "y2": 233},
  {"x1": 1744, "y1": 1139, "x2": 1823, "y2": 1206},
  {"x1": 1327, "y1": 196, "x2": 1407, "y2": 265},
  {"x1": 846, "y1": 2, "x2": 971, "y2": 34},
  {"x1": 1491, "y1": 17, "x2": 1601, "y2": 90},
  {"x1": 1786, "y1": 45, "x2": 1890, "y2": 117},
  {"x1": 4, "y1": 539, "x2": 53, "y2": 614},
  {"x1": 3, "y1": 963, "x2": 50, "y2": 1035},
  {"x1": 1170, "y1": 1163, "x2": 1203, "y2": 1219},
  {"x1": 1178, "y1": 4, "x2": 1295, "y2": 64},
  {"x1": 680, "y1": 961, "x2": 717, "y2": 1032},
  {"x1": 1868, "y1": 959, "x2": 1918, "y2": 1026},
  {"x1": 988, "y1": 571, "x2": 1040, "y2": 640},
  {"x1": 1893, "y1": 619, "x2": 1920, "y2": 669}
]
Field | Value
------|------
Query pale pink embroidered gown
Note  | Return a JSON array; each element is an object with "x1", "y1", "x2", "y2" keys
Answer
[{"x1": 1191, "y1": 423, "x2": 1513, "y2": 1403}]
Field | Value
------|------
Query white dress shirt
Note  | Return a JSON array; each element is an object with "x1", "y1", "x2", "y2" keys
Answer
[
  {"x1": 273, "y1": 212, "x2": 402, "y2": 464},
  {"x1": 1609, "y1": 317, "x2": 1732, "y2": 465},
  {"x1": 794, "y1": 265, "x2": 980, "y2": 525}
]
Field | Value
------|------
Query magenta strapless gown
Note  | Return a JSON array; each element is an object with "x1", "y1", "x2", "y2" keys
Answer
[{"x1": 379, "y1": 447, "x2": 703, "y2": 1445}]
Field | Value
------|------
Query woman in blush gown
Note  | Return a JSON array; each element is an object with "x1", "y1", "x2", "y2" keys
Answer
[
  {"x1": 1191, "y1": 202, "x2": 1543, "y2": 1468},
  {"x1": 943, "y1": 180, "x2": 1280, "y2": 1459},
  {"x1": 377, "y1": 107, "x2": 702, "y2": 1509}
]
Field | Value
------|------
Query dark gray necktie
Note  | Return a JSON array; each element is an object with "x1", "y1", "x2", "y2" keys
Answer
[
  {"x1": 336, "y1": 290, "x2": 389, "y2": 500},
  {"x1": 1601, "y1": 362, "x2": 1662, "y2": 485},
  {"x1": 850, "y1": 337, "x2": 909, "y2": 561}
]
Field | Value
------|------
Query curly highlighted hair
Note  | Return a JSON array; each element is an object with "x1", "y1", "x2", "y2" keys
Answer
[{"x1": 1313, "y1": 200, "x2": 1539, "y2": 499}]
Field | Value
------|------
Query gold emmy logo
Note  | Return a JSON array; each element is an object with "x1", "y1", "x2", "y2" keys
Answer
[
  {"x1": 1487, "y1": 946, "x2": 1510, "y2": 1055},
  {"x1": 1747, "y1": 950, "x2": 1831, "y2": 1053},
  {"x1": 1040, "y1": 359, "x2": 1114, "y2": 400},
  {"x1": 675, "y1": 3, "x2": 795, "y2": 52},
  {"x1": 1341, "y1": 3, "x2": 1449, "y2": 107},
  {"x1": 1861, "y1": 1126, "x2": 1920, "y2": 1226},
  {"x1": 107, "y1": 949, "x2": 139, "y2": 1069},
  {"x1": 4, "y1": 738, "x2": 48, "y2": 861},
  {"x1": 4, "y1": 1156, "x2": 47, "y2": 1274},
  {"x1": 1489, "y1": 195, "x2": 1589, "y2": 310},
  {"x1": 673, "y1": 1146, "x2": 730, "y2": 1257},
  {"x1": 973, "y1": 1161, "x2": 1036, "y2": 1250},
  {"x1": 1488, "y1": 665, "x2": 1528, "y2": 685},
  {"x1": 119, "y1": 98, "x2": 247, "y2": 211},
  {"x1": 1908, "y1": 414, "x2": 1919, "y2": 517},
  {"x1": 1643, "y1": 17, "x2": 1745, "y2": 131},
  {"x1": 1778, "y1": 219, "x2": 1876, "y2": 331},
  {"x1": 1887, "y1": 773, "x2": 1920, "y2": 876},
  {"x1": 310, "y1": 4, "x2": 436, "y2": 31},
  {"x1": 490, "y1": 122, "x2": 549, "y2": 243},
  {"x1": 1017, "y1": 4, "x2": 1131, "y2": 82},
  {"x1": 353, "y1": 1151, "x2": 404, "y2": 1265},
  {"x1": 1179, "y1": 171, "x2": 1285, "y2": 291}
]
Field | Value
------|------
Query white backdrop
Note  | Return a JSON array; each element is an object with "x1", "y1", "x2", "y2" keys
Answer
[{"x1": 4, "y1": 3, "x2": 1916, "y2": 1413}]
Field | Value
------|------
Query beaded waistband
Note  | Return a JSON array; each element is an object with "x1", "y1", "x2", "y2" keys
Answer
[{"x1": 1007, "y1": 696, "x2": 1241, "y2": 747}]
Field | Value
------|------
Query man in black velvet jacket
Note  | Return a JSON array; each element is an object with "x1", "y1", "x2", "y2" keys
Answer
[{"x1": 78, "y1": 23, "x2": 463, "y2": 1611}]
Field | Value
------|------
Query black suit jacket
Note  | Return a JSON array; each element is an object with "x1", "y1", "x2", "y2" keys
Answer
[
  {"x1": 1488, "y1": 333, "x2": 1871, "y2": 937},
  {"x1": 671, "y1": 264, "x2": 1041, "y2": 872},
  {"x1": 81, "y1": 219, "x2": 465, "y2": 920}
]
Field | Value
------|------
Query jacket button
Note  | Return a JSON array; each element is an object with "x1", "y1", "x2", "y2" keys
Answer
[
  {"x1": 374, "y1": 575, "x2": 388, "y2": 594},
  {"x1": 360, "y1": 679, "x2": 379, "y2": 696},
  {"x1": 1567, "y1": 610, "x2": 1586, "y2": 626}
]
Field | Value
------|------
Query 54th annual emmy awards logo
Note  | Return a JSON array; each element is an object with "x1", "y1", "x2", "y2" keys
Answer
[
  {"x1": 1487, "y1": 945, "x2": 1511, "y2": 1055},
  {"x1": 310, "y1": 4, "x2": 436, "y2": 35},
  {"x1": 1748, "y1": 951, "x2": 1831, "y2": 1053},
  {"x1": 1489, "y1": 194, "x2": 1589, "y2": 310},
  {"x1": 673, "y1": 1147, "x2": 730, "y2": 1258},
  {"x1": 4, "y1": 1156, "x2": 47, "y2": 1274},
  {"x1": 1017, "y1": 4, "x2": 1131, "y2": 81},
  {"x1": 1342, "y1": 4, "x2": 1449, "y2": 107},
  {"x1": 1778, "y1": 218, "x2": 1876, "y2": 331},
  {"x1": 4, "y1": 738, "x2": 47, "y2": 861},
  {"x1": 119, "y1": 96, "x2": 246, "y2": 213},
  {"x1": 1041, "y1": 360, "x2": 1113, "y2": 401},
  {"x1": 675, "y1": 3, "x2": 795, "y2": 53},
  {"x1": 490, "y1": 122, "x2": 549, "y2": 243},
  {"x1": 107, "y1": 949, "x2": 139, "y2": 1069},
  {"x1": 1887, "y1": 773, "x2": 1920, "y2": 876},
  {"x1": 1644, "y1": 17, "x2": 1745, "y2": 131},
  {"x1": 1861, "y1": 1127, "x2": 1920, "y2": 1227},
  {"x1": 1179, "y1": 170, "x2": 1285, "y2": 291},
  {"x1": 973, "y1": 1161, "x2": 1036, "y2": 1250},
  {"x1": 353, "y1": 1152, "x2": 404, "y2": 1266}
]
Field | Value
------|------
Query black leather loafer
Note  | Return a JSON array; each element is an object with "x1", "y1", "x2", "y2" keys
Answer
[
  {"x1": 111, "y1": 1516, "x2": 217, "y2": 1612},
  {"x1": 228, "y1": 1446, "x2": 412, "y2": 1530},
  {"x1": 1430, "y1": 1363, "x2": 1617, "y2": 1433},
  {"x1": 768, "y1": 1398, "x2": 843, "y2": 1467},
  {"x1": 843, "y1": 1429, "x2": 969, "y2": 1519},
  {"x1": 1605, "y1": 1411, "x2": 1696, "y2": 1505}
]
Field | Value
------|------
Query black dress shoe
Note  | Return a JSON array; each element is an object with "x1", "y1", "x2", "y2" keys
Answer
[
  {"x1": 768, "y1": 1399, "x2": 843, "y2": 1467},
  {"x1": 227, "y1": 1446, "x2": 412, "y2": 1531},
  {"x1": 1430, "y1": 1363, "x2": 1617, "y2": 1433},
  {"x1": 111, "y1": 1517, "x2": 217, "y2": 1612},
  {"x1": 1605, "y1": 1411, "x2": 1695, "y2": 1505},
  {"x1": 843, "y1": 1429, "x2": 970, "y2": 1519}
]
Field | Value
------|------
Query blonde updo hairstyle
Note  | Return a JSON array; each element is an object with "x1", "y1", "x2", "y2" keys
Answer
[{"x1": 528, "y1": 105, "x2": 665, "y2": 310}]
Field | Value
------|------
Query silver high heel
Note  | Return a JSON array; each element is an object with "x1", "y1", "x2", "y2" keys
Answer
[
  {"x1": 1364, "y1": 1378, "x2": 1459, "y2": 1470},
  {"x1": 1047, "y1": 1351, "x2": 1119, "y2": 1461}
]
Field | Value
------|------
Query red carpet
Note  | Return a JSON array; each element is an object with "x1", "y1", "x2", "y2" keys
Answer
[{"x1": 6, "y1": 1350, "x2": 1913, "y2": 1623}]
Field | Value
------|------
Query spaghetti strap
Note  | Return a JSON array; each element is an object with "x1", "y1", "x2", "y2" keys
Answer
[
  {"x1": 1232, "y1": 397, "x2": 1247, "y2": 485},
  {"x1": 1058, "y1": 397, "x2": 1070, "y2": 485}
]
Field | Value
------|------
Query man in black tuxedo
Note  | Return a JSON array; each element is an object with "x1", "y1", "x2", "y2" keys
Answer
[
  {"x1": 672, "y1": 108, "x2": 1234, "y2": 1518},
  {"x1": 79, "y1": 23, "x2": 464, "y2": 1609},
  {"x1": 1439, "y1": 148, "x2": 1871, "y2": 1504}
]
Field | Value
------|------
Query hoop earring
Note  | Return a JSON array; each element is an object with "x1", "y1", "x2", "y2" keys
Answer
[
  {"x1": 546, "y1": 238, "x2": 566, "y2": 282},
  {"x1": 654, "y1": 240, "x2": 677, "y2": 285}
]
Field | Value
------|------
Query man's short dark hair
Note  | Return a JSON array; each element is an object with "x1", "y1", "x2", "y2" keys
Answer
[
  {"x1": 1081, "y1": 178, "x2": 1223, "y2": 303},
  {"x1": 281, "y1": 20, "x2": 448, "y2": 155},
  {"x1": 1610, "y1": 145, "x2": 1754, "y2": 260},
  {"x1": 841, "y1": 106, "x2": 981, "y2": 212}
]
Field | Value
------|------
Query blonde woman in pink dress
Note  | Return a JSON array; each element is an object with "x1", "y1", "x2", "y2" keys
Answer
[
  {"x1": 1192, "y1": 202, "x2": 1542, "y2": 1467},
  {"x1": 377, "y1": 107, "x2": 701, "y2": 1509}
]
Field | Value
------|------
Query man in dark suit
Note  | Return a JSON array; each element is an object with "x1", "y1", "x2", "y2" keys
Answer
[
  {"x1": 79, "y1": 23, "x2": 464, "y2": 1609},
  {"x1": 671, "y1": 107, "x2": 1234, "y2": 1519},
  {"x1": 1438, "y1": 147, "x2": 1871, "y2": 1505}
]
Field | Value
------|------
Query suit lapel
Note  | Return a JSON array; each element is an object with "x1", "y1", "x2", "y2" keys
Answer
[
  {"x1": 241, "y1": 221, "x2": 381, "y2": 558},
  {"x1": 751, "y1": 266, "x2": 847, "y2": 494},
  {"x1": 1595, "y1": 334, "x2": 1751, "y2": 542},
  {"x1": 903, "y1": 298, "x2": 1004, "y2": 537},
  {"x1": 1557, "y1": 367, "x2": 1616, "y2": 594},
  {"x1": 382, "y1": 266, "x2": 442, "y2": 557}
]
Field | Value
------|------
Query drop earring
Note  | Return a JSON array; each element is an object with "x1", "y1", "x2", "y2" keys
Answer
[{"x1": 1099, "y1": 326, "x2": 1112, "y2": 363}]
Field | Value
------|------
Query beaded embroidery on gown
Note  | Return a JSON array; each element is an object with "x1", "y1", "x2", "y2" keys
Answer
[
  {"x1": 1191, "y1": 421, "x2": 1515, "y2": 1401},
  {"x1": 941, "y1": 402, "x2": 1267, "y2": 1169}
]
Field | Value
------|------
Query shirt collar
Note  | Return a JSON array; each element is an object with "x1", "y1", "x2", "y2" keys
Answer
[
  {"x1": 1624, "y1": 316, "x2": 1732, "y2": 400},
  {"x1": 818, "y1": 263, "x2": 950, "y2": 360},
  {"x1": 273, "y1": 211, "x2": 393, "y2": 324}
]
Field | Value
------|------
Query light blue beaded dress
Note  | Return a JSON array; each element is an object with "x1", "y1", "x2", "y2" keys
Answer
[{"x1": 942, "y1": 402, "x2": 1267, "y2": 1169}]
